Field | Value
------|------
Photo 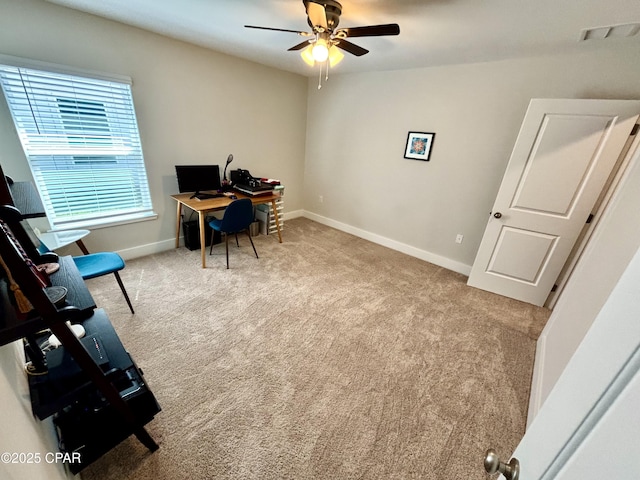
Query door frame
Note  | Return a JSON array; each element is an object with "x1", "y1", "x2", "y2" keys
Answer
[
  {"x1": 528, "y1": 129, "x2": 640, "y2": 424},
  {"x1": 545, "y1": 128, "x2": 639, "y2": 309}
]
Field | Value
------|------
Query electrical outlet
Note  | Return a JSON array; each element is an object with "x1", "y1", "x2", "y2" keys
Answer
[{"x1": 455, "y1": 234, "x2": 464, "y2": 244}]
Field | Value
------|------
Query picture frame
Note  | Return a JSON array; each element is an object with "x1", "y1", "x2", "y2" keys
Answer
[{"x1": 404, "y1": 131, "x2": 435, "y2": 161}]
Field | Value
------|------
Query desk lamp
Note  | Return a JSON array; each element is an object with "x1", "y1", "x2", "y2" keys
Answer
[{"x1": 222, "y1": 154, "x2": 234, "y2": 189}]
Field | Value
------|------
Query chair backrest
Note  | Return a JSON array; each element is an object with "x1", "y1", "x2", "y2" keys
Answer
[{"x1": 220, "y1": 198, "x2": 254, "y2": 233}]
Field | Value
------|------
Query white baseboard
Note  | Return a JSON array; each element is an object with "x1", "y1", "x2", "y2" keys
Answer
[
  {"x1": 117, "y1": 237, "x2": 177, "y2": 261},
  {"x1": 117, "y1": 209, "x2": 306, "y2": 260},
  {"x1": 285, "y1": 209, "x2": 305, "y2": 219},
  {"x1": 117, "y1": 209, "x2": 471, "y2": 276},
  {"x1": 302, "y1": 211, "x2": 472, "y2": 276}
]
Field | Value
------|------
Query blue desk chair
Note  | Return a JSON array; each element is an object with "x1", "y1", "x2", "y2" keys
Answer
[
  {"x1": 208, "y1": 198, "x2": 258, "y2": 269},
  {"x1": 73, "y1": 253, "x2": 135, "y2": 314},
  {"x1": 37, "y1": 240, "x2": 135, "y2": 314}
]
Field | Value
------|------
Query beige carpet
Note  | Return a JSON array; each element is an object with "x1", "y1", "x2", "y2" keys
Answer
[{"x1": 80, "y1": 218, "x2": 549, "y2": 480}]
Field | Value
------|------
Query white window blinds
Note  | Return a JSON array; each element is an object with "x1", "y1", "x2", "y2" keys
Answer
[{"x1": 0, "y1": 64, "x2": 154, "y2": 229}]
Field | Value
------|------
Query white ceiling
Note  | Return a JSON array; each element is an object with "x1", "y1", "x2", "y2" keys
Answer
[{"x1": 44, "y1": 0, "x2": 640, "y2": 76}]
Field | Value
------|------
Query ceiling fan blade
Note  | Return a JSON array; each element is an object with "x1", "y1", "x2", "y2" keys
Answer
[
  {"x1": 338, "y1": 23, "x2": 400, "y2": 38},
  {"x1": 245, "y1": 25, "x2": 310, "y2": 36},
  {"x1": 288, "y1": 40, "x2": 311, "y2": 51},
  {"x1": 335, "y1": 39, "x2": 369, "y2": 57},
  {"x1": 307, "y1": 2, "x2": 328, "y2": 30}
]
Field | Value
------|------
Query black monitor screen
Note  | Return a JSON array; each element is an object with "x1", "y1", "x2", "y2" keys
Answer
[{"x1": 175, "y1": 165, "x2": 221, "y2": 194}]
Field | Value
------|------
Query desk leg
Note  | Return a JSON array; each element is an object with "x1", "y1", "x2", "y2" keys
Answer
[
  {"x1": 199, "y1": 210, "x2": 207, "y2": 268},
  {"x1": 175, "y1": 202, "x2": 182, "y2": 248},
  {"x1": 271, "y1": 199, "x2": 283, "y2": 243}
]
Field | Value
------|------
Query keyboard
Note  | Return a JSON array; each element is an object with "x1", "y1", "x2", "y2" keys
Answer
[{"x1": 192, "y1": 193, "x2": 224, "y2": 200}]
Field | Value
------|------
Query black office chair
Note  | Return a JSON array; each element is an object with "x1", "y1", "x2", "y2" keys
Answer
[{"x1": 208, "y1": 198, "x2": 258, "y2": 269}]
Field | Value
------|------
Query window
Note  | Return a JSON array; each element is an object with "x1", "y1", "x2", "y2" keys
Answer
[{"x1": 0, "y1": 62, "x2": 154, "y2": 229}]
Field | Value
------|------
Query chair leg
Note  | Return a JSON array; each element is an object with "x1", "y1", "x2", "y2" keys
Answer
[
  {"x1": 235, "y1": 233, "x2": 239, "y2": 247},
  {"x1": 246, "y1": 230, "x2": 259, "y2": 259},
  {"x1": 209, "y1": 228, "x2": 215, "y2": 255},
  {"x1": 225, "y1": 233, "x2": 229, "y2": 269},
  {"x1": 113, "y1": 271, "x2": 135, "y2": 314}
]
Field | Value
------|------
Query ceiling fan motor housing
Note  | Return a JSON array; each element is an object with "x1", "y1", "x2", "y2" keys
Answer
[{"x1": 304, "y1": 0, "x2": 342, "y2": 32}]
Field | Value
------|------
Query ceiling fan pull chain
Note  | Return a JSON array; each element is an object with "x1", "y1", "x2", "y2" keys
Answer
[{"x1": 318, "y1": 64, "x2": 322, "y2": 89}]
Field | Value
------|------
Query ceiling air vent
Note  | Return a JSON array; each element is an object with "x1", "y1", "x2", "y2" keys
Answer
[{"x1": 579, "y1": 23, "x2": 640, "y2": 41}]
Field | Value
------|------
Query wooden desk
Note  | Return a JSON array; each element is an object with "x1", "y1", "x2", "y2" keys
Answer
[{"x1": 171, "y1": 192, "x2": 282, "y2": 268}]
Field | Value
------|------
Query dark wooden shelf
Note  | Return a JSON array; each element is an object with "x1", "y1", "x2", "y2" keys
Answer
[
  {"x1": 0, "y1": 169, "x2": 159, "y2": 472},
  {"x1": 50, "y1": 256, "x2": 96, "y2": 313},
  {"x1": 8, "y1": 181, "x2": 46, "y2": 218},
  {"x1": 27, "y1": 308, "x2": 161, "y2": 473},
  {"x1": 0, "y1": 256, "x2": 96, "y2": 347},
  {"x1": 0, "y1": 164, "x2": 45, "y2": 218},
  {"x1": 28, "y1": 308, "x2": 158, "y2": 419}
]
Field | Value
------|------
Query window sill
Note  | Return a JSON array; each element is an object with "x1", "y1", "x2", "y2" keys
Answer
[{"x1": 52, "y1": 211, "x2": 158, "y2": 231}]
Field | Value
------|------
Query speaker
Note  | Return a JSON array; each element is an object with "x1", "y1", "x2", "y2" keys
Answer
[{"x1": 182, "y1": 220, "x2": 221, "y2": 251}]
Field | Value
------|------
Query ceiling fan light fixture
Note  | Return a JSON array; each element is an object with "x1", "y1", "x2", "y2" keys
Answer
[
  {"x1": 300, "y1": 45, "x2": 316, "y2": 66},
  {"x1": 300, "y1": 43, "x2": 343, "y2": 68},
  {"x1": 311, "y1": 38, "x2": 329, "y2": 62},
  {"x1": 328, "y1": 45, "x2": 344, "y2": 67}
]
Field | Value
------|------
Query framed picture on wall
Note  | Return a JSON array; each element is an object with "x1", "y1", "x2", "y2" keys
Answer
[{"x1": 404, "y1": 132, "x2": 435, "y2": 161}]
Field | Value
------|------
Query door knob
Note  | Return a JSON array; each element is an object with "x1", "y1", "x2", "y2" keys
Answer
[
  {"x1": 493, "y1": 212, "x2": 503, "y2": 219},
  {"x1": 484, "y1": 449, "x2": 519, "y2": 480}
]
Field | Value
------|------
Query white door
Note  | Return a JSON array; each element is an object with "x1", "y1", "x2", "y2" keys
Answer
[
  {"x1": 468, "y1": 99, "x2": 640, "y2": 306},
  {"x1": 492, "y1": 244, "x2": 640, "y2": 479}
]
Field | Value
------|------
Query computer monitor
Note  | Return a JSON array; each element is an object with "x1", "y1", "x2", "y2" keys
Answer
[{"x1": 175, "y1": 165, "x2": 221, "y2": 199}]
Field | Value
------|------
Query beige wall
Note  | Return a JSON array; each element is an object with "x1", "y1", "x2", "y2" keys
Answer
[
  {"x1": 0, "y1": 0, "x2": 308, "y2": 256},
  {"x1": 303, "y1": 43, "x2": 640, "y2": 273}
]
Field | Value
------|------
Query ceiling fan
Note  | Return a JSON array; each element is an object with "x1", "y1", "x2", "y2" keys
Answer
[{"x1": 245, "y1": 0, "x2": 400, "y2": 67}]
